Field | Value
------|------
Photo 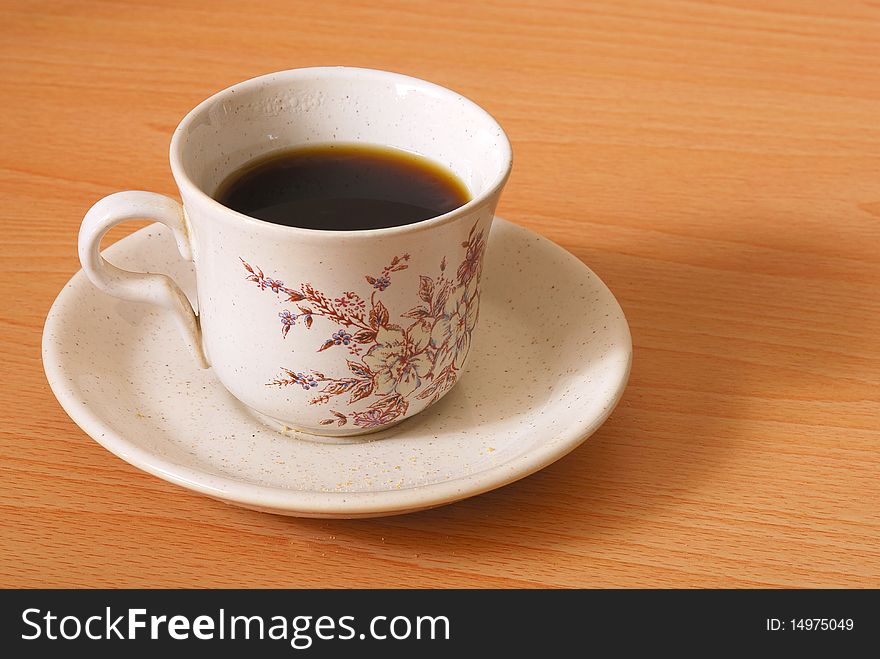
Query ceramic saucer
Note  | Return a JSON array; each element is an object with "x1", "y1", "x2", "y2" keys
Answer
[{"x1": 42, "y1": 218, "x2": 631, "y2": 518}]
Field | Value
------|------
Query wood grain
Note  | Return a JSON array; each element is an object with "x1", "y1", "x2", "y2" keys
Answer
[{"x1": 1, "y1": 0, "x2": 878, "y2": 588}]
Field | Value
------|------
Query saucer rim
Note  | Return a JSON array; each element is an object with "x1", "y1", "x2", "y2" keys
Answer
[{"x1": 42, "y1": 217, "x2": 632, "y2": 517}]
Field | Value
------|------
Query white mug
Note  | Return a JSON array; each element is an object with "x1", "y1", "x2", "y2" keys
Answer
[{"x1": 78, "y1": 67, "x2": 512, "y2": 436}]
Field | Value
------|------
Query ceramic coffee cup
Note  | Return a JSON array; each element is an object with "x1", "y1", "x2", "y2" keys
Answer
[{"x1": 78, "y1": 67, "x2": 512, "y2": 436}]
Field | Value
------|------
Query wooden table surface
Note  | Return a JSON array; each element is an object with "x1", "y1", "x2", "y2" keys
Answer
[{"x1": 2, "y1": 0, "x2": 878, "y2": 588}]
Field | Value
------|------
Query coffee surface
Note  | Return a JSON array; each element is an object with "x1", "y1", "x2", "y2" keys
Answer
[{"x1": 214, "y1": 144, "x2": 470, "y2": 230}]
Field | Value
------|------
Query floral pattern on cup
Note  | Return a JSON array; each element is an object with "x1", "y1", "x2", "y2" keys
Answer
[{"x1": 241, "y1": 222, "x2": 486, "y2": 430}]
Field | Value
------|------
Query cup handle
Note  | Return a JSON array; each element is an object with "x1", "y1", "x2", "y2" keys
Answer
[{"x1": 78, "y1": 190, "x2": 209, "y2": 368}]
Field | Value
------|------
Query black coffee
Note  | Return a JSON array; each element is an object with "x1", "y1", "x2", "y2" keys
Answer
[{"x1": 214, "y1": 144, "x2": 470, "y2": 230}]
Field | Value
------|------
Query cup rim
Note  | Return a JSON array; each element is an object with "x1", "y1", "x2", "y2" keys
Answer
[{"x1": 169, "y1": 66, "x2": 512, "y2": 237}]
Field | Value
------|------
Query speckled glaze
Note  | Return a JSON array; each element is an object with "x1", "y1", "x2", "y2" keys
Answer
[
  {"x1": 77, "y1": 68, "x2": 511, "y2": 435},
  {"x1": 44, "y1": 218, "x2": 632, "y2": 518}
]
